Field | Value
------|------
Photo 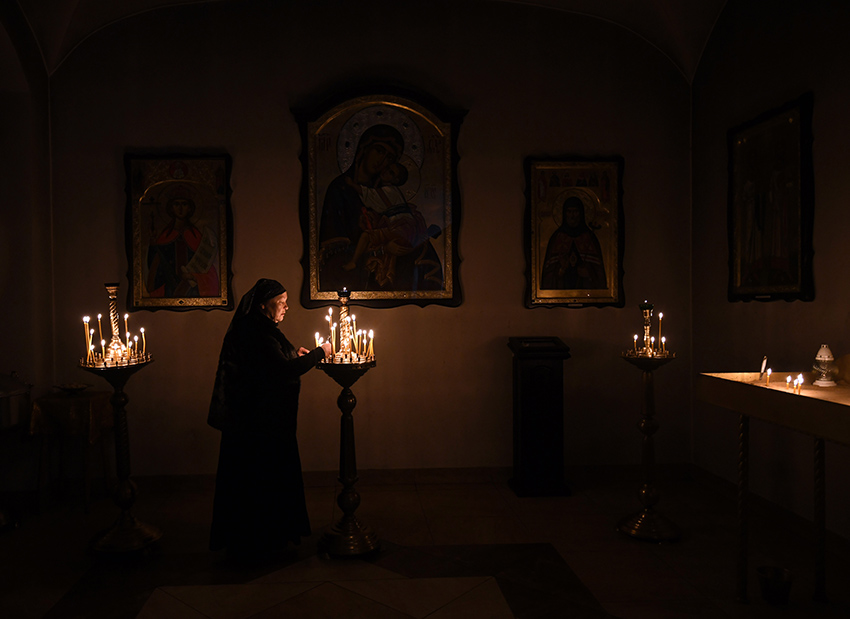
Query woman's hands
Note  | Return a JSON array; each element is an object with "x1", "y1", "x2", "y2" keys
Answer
[{"x1": 297, "y1": 342, "x2": 332, "y2": 358}]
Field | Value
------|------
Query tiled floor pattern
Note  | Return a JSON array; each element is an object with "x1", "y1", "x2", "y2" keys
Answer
[{"x1": 2, "y1": 466, "x2": 850, "y2": 618}]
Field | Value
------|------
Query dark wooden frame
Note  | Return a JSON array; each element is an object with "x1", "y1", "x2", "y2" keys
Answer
[
  {"x1": 293, "y1": 90, "x2": 465, "y2": 308},
  {"x1": 524, "y1": 156, "x2": 625, "y2": 308},
  {"x1": 125, "y1": 153, "x2": 234, "y2": 311},
  {"x1": 727, "y1": 93, "x2": 814, "y2": 302}
]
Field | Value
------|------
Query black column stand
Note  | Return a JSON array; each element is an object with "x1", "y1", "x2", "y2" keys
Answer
[
  {"x1": 317, "y1": 361, "x2": 379, "y2": 556},
  {"x1": 619, "y1": 354, "x2": 679, "y2": 542},
  {"x1": 82, "y1": 361, "x2": 162, "y2": 553}
]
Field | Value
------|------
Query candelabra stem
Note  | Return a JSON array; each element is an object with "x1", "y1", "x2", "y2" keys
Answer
[
  {"x1": 318, "y1": 363, "x2": 378, "y2": 556},
  {"x1": 82, "y1": 362, "x2": 162, "y2": 553},
  {"x1": 619, "y1": 355, "x2": 679, "y2": 542}
]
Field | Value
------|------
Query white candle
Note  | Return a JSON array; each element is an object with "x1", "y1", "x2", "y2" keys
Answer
[
  {"x1": 83, "y1": 317, "x2": 90, "y2": 357},
  {"x1": 658, "y1": 312, "x2": 663, "y2": 346}
]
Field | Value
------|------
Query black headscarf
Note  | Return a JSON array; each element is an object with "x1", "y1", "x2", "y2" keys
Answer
[{"x1": 227, "y1": 278, "x2": 286, "y2": 332}]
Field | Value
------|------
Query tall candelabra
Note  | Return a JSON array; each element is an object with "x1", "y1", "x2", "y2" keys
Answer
[
  {"x1": 80, "y1": 283, "x2": 161, "y2": 552},
  {"x1": 620, "y1": 301, "x2": 679, "y2": 542},
  {"x1": 317, "y1": 290, "x2": 378, "y2": 556}
]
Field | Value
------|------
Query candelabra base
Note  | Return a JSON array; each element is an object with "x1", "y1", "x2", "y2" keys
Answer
[
  {"x1": 618, "y1": 507, "x2": 680, "y2": 542},
  {"x1": 319, "y1": 516, "x2": 380, "y2": 557},
  {"x1": 91, "y1": 510, "x2": 162, "y2": 553}
]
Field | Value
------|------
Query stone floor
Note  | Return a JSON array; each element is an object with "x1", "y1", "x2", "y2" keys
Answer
[{"x1": 1, "y1": 466, "x2": 850, "y2": 618}]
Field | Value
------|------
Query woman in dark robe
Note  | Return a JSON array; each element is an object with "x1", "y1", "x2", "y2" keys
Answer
[{"x1": 208, "y1": 278, "x2": 331, "y2": 561}]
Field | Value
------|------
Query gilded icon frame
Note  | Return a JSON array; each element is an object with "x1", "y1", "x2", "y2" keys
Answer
[
  {"x1": 524, "y1": 156, "x2": 625, "y2": 308},
  {"x1": 727, "y1": 93, "x2": 814, "y2": 302},
  {"x1": 294, "y1": 91, "x2": 464, "y2": 308},
  {"x1": 125, "y1": 153, "x2": 234, "y2": 311}
]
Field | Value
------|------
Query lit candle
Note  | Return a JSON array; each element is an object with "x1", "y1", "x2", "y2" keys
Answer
[
  {"x1": 325, "y1": 313, "x2": 332, "y2": 344},
  {"x1": 658, "y1": 312, "x2": 663, "y2": 346},
  {"x1": 786, "y1": 376, "x2": 792, "y2": 389},
  {"x1": 83, "y1": 316, "x2": 90, "y2": 356},
  {"x1": 101, "y1": 339, "x2": 106, "y2": 359},
  {"x1": 633, "y1": 334, "x2": 638, "y2": 353},
  {"x1": 797, "y1": 374, "x2": 803, "y2": 394},
  {"x1": 140, "y1": 327, "x2": 146, "y2": 355},
  {"x1": 766, "y1": 368, "x2": 772, "y2": 385},
  {"x1": 89, "y1": 344, "x2": 95, "y2": 363},
  {"x1": 315, "y1": 332, "x2": 320, "y2": 348},
  {"x1": 368, "y1": 329, "x2": 374, "y2": 357},
  {"x1": 126, "y1": 331, "x2": 131, "y2": 352},
  {"x1": 661, "y1": 336, "x2": 666, "y2": 354},
  {"x1": 97, "y1": 314, "x2": 103, "y2": 343},
  {"x1": 650, "y1": 336, "x2": 655, "y2": 354},
  {"x1": 124, "y1": 313, "x2": 129, "y2": 337},
  {"x1": 793, "y1": 379, "x2": 799, "y2": 393},
  {"x1": 332, "y1": 323, "x2": 337, "y2": 355},
  {"x1": 89, "y1": 328, "x2": 95, "y2": 362},
  {"x1": 134, "y1": 335, "x2": 139, "y2": 356}
]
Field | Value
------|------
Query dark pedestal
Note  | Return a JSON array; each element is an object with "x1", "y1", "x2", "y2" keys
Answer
[
  {"x1": 618, "y1": 354, "x2": 679, "y2": 542},
  {"x1": 507, "y1": 337, "x2": 571, "y2": 497},
  {"x1": 81, "y1": 361, "x2": 162, "y2": 553},
  {"x1": 317, "y1": 361, "x2": 379, "y2": 557}
]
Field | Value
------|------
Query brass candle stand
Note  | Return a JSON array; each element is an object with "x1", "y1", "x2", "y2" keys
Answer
[
  {"x1": 318, "y1": 360, "x2": 378, "y2": 556},
  {"x1": 78, "y1": 282, "x2": 160, "y2": 552},
  {"x1": 620, "y1": 300, "x2": 678, "y2": 542}
]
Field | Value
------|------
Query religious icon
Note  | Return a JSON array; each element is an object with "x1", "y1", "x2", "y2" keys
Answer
[
  {"x1": 524, "y1": 157, "x2": 624, "y2": 308},
  {"x1": 126, "y1": 154, "x2": 233, "y2": 310},
  {"x1": 295, "y1": 92, "x2": 465, "y2": 308}
]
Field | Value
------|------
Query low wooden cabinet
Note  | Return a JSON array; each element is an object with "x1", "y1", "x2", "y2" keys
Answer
[{"x1": 508, "y1": 337, "x2": 571, "y2": 497}]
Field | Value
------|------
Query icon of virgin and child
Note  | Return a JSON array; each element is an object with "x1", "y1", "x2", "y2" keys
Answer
[{"x1": 317, "y1": 107, "x2": 444, "y2": 293}]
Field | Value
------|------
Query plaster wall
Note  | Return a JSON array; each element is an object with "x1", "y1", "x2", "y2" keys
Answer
[{"x1": 37, "y1": 0, "x2": 691, "y2": 476}]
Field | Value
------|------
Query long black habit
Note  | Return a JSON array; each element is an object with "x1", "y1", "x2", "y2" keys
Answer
[{"x1": 208, "y1": 279, "x2": 326, "y2": 558}]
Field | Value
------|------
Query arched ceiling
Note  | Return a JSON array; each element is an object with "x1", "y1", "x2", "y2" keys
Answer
[{"x1": 14, "y1": 0, "x2": 727, "y2": 81}]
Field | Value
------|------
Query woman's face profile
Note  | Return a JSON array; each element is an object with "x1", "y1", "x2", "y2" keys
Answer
[{"x1": 261, "y1": 292, "x2": 288, "y2": 324}]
